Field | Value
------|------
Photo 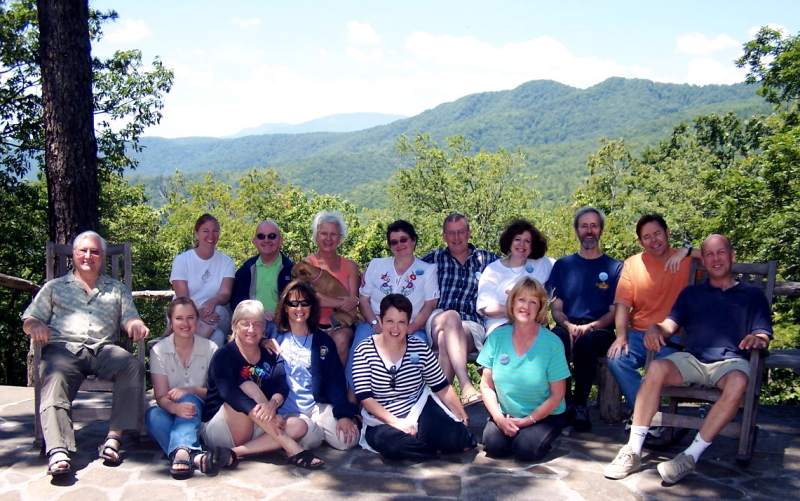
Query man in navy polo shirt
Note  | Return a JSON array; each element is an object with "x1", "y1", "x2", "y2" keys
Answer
[
  {"x1": 547, "y1": 207, "x2": 622, "y2": 432},
  {"x1": 423, "y1": 213, "x2": 498, "y2": 406},
  {"x1": 605, "y1": 234, "x2": 772, "y2": 484}
]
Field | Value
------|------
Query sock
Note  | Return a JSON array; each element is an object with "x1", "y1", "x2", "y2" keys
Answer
[
  {"x1": 683, "y1": 433, "x2": 711, "y2": 462},
  {"x1": 627, "y1": 425, "x2": 649, "y2": 455}
]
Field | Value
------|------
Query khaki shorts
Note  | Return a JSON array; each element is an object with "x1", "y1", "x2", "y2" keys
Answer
[
  {"x1": 426, "y1": 309, "x2": 488, "y2": 351},
  {"x1": 283, "y1": 403, "x2": 359, "y2": 451},
  {"x1": 666, "y1": 352, "x2": 751, "y2": 388},
  {"x1": 200, "y1": 404, "x2": 264, "y2": 449}
]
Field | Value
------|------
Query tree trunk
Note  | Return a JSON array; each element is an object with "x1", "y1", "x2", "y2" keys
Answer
[{"x1": 37, "y1": 0, "x2": 98, "y2": 245}]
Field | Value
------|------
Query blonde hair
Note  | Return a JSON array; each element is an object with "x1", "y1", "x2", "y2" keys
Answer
[
  {"x1": 232, "y1": 300, "x2": 266, "y2": 333},
  {"x1": 506, "y1": 277, "x2": 549, "y2": 324}
]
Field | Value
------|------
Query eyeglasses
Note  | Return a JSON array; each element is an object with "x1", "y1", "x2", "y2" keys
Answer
[
  {"x1": 286, "y1": 300, "x2": 311, "y2": 308},
  {"x1": 389, "y1": 236, "x2": 410, "y2": 247},
  {"x1": 238, "y1": 320, "x2": 265, "y2": 330},
  {"x1": 388, "y1": 365, "x2": 398, "y2": 389},
  {"x1": 444, "y1": 229, "x2": 468, "y2": 237},
  {"x1": 256, "y1": 232, "x2": 279, "y2": 241},
  {"x1": 75, "y1": 247, "x2": 101, "y2": 257}
]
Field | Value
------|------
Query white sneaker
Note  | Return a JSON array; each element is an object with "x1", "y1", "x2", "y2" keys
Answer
[
  {"x1": 604, "y1": 444, "x2": 642, "y2": 479},
  {"x1": 657, "y1": 452, "x2": 696, "y2": 484}
]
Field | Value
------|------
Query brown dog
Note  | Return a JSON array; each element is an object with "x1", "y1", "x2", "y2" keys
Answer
[{"x1": 291, "y1": 261, "x2": 360, "y2": 328}]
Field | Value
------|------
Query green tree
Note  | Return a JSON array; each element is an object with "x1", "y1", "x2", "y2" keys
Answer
[{"x1": 389, "y1": 134, "x2": 539, "y2": 255}]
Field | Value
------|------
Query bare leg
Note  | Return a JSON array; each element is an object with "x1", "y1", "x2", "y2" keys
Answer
[
  {"x1": 632, "y1": 359, "x2": 684, "y2": 426},
  {"x1": 698, "y1": 371, "x2": 748, "y2": 442},
  {"x1": 223, "y1": 404, "x2": 308, "y2": 458},
  {"x1": 328, "y1": 326, "x2": 353, "y2": 365},
  {"x1": 433, "y1": 311, "x2": 476, "y2": 395}
]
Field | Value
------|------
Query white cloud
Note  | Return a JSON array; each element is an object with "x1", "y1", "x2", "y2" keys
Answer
[
  {"x1": 231, "y1": 17, "x2": 262, "y2": 29},
  {"x1": 747, "y1": 23, "x2": 787, "y2": 38},
  {"x1": 675, "y1": 33, "x2": 740, "y2": 55},
  {"x1": 347, "y1": 21, "x2": 381, "y2": 46},
  {"x1": 685, "y1": 57, "x2": 747, "y2": 85},
  {"x1": 104, "y1": 19, "x2": 151, "y2": 44},
  {"x1": 345, "y1": 46, "x2": 384, "y2": 63}
]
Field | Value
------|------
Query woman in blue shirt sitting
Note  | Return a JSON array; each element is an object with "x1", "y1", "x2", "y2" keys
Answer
[
  {"x1": 477, "y1": 277, "x2": 570, "y2": 461},
  {"x1": 274, "y1": 280, "x2": 359, "y2": 450}
]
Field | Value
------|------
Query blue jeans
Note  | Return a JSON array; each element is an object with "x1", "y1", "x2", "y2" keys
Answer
[
  {"x1": 345, "y1": 321, "x2": 429, "y2": 389},
  {"x1": 145, "y1": 394, "x2": 204, "y2": 456},
  {"x1": 606, "y1": 330, "x2": 679, "y2": 409}
]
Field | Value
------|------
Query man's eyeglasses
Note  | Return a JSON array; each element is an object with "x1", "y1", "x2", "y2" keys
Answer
[
  {"x1": 389, "y1": 236, "x2": 410, "y2": 247},
  {"x1": 256, "y1": 232, "x2": 279, "y2": 241},
  {"x1": 286, "y1": 300, "x2": 311, "y2": 308},
  {"x1": 388, "y1": 365, "x2": 398, "y2": 389},
  {"x1": 75, "y1": 248, "x2": 101, "y2": 257}
]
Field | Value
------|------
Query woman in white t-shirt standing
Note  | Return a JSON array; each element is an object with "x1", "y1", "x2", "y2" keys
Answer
[
  {"x1": 170, "y1": 214, "x2": 236, "y2": 347},
  {"x1": 477, "y1": 219, "x2": 554, "y2": 336},
  {"x1": 345, "y1": 219, "x2": 439, "y2": 387}
]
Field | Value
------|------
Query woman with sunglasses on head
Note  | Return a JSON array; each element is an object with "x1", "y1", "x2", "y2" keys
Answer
[
  {"x1": 201, "y1": 299, "x2": 325, "y2": 470},
  {"x1": 478, "y1": 278, "x2": 570, "y2": 462},
  {"x1": 345, "y1": 220, "x2": 439, "y2": 387},
  {"x1": 146, "y1": 297, "x2": 229, "y2": 479},
  {"x1": 351, "y1": 294, "x2": 474, "y2": 460},
  {"x1": 273, "y1": 280, "x2": 360, "y2": 451},
  {"x1": 302, "y1": 211, "x2": 361, "y2": 364},
  {"x1": 477, "y1": 219, "x2": 554, "y2": 337},
  {"x1": 170, "y1": 213, "x2": 236, "y2": 347}
]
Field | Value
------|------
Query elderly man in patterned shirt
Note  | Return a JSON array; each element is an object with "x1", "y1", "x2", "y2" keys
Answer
[
  {"x1": 423, "y1": 213, "x2": 498, "y2": 406},
  {"x1": 23, "y1": 231, "x2": 149, "y2": 476}
]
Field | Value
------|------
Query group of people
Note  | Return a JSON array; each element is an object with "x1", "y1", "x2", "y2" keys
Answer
[{"x1": 23, "y1": 207, "x2": 772, "y2": 487}]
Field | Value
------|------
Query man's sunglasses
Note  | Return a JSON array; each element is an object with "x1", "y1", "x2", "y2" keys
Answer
[
  {"x1": 286, "y1": 300, "x2": 311, "y2": 308},
  {"x1": 256, "y1": 232, "x2": 279, "y2": 241}
]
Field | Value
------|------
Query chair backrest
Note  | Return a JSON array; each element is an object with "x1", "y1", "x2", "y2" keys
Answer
[
  {"x1": 46, "y1": 241, "x2": 132, "y2": 289},
  {"x1": 688, "y1": 259, "x2": 778, "y2": 306}
]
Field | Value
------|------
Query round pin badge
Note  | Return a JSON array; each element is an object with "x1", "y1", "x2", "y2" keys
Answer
[
  {"x1": 499, "y1": 354, "x2": 510, "y2": 365},
  {"x1": 598, "y1": 272, "x2": 609, "y2": 282},
  {"x1": 415, "y1": 269, "x2": 424, "y2": 276},
  {"x1": 525, "y1": 264, "x2": 534, "y2": 273},
  {"x1": 410, "y1": 353, "x2": 421, "y2": 364}
]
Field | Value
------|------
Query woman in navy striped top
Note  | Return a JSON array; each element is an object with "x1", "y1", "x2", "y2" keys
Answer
[{"x1": 351, "y1": 294, "x2": 475, "y2": 460}]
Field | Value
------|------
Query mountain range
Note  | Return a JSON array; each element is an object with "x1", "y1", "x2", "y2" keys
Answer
[
  {"x1": 228, "y1": 112, "x2": 406, "y2": 137},
  {"x1": 129, "y1": 77, "x2": 770, "y2": 207}
]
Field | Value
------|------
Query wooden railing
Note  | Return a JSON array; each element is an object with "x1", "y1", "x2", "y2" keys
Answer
[{"x1": 0, "y1": 272, "x2": 176, "y2": 300}]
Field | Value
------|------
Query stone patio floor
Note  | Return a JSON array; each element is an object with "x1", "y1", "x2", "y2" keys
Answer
[{"x1": 0, "y1": 385, "x2": 798, "y2": 500}]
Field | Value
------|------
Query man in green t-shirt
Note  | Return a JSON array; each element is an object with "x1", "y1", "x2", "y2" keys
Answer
[{"x1": 231, "y1": 220, "x2": 294, "y2": 329}]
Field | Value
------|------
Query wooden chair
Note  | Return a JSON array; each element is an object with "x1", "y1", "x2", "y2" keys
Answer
[
  {"x1": 32, "y1": 241, "x2": 145, "y2": 449},
  {"x1": 646, "y1": 259, "x2": 777, "y2": 464}
]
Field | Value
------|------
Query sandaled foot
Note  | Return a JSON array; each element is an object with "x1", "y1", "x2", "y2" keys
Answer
[
  {"x1": 169, "y1": 448, "x2": 194, "y2": 480},
  {"x1": 195, "y1": 448, "x2": 226, "y2": 476},
  {"x1": 287, "y1": 450, "x2": 325, "y2": 470},
  {"x1": 99, "y1": 436, "x2": 122, "y2": 465},
  {"x1": 47, "y1": 449, "x2": 72, "y2": 477},
  {"x1": 224, "y1": 449, "x2": 239, "y2": 469}
]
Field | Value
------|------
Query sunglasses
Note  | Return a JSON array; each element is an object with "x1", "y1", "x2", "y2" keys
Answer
[
  {"x1": 256, "y1": 232, "x2": 279, "y2": 241},
  {"x1": 389, "y1": 236, "x2": 410, "y2": 247},
  {"x1": 388, "y1": 365, "x2": 398, "y2": 389},
  {"x1": 286, "y1": 299, "x2": 311, "y2": 308}
]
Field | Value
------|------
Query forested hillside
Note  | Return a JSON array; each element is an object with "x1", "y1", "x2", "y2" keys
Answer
[{"x1": 130, "y1": 77, "x2": 769, "y2": 205}]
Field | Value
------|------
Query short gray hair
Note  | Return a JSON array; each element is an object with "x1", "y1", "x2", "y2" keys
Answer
[
  {"x1": 442, "y1": 212, "x2": 469, "y2": 232},
  {"x1": 256, "y1": 219, "x2": 281, "y2": 235},
  {"x1": 72, "y1": 230, "x2": 107, "y2": 258},
  {"x1": 232, "y1": 299, "x2": 266, "y2": 327},
  {"x1": 312, "y1": 210, "x2": 348, "y2": 241},
  {"x1": 573, "y1": 207, "x2": 606, "y2": 231}
]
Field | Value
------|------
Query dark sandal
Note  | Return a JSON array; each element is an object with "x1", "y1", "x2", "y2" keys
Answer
[
  {"x1": 225, "y1": 449, "x2": 239, "y2": 469},
  {"x1": 47, "y1": 449, "x2": 72, "y2": 477},
  {"x1": 169, "y1": 448, "x2": 194, "y2": 480},
  {"x1": 287, "y1": 450, "x2": 325, "y2": 470},
  {"x1": 98, "y1": 436, "x2": 122, "y2": 465},
  {"x1": 196, "y1": 448, "x2": 223, "y2": 476}
]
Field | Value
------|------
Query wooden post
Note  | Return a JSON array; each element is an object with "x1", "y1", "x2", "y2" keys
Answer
[{"x1": 597, "y1": 357, "x2": 626, "y2": 423}]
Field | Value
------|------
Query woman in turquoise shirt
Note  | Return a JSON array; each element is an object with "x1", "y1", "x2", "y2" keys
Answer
[{"x1": 477, "y1": 277, "x2": 570, "y2": 461}]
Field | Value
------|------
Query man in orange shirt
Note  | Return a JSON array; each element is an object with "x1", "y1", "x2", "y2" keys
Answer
[{"x1": 607, "y1": 214, "x2": 692, "y2": 410}]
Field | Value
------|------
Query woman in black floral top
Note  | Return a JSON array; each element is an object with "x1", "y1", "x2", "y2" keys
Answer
[{"x1": 202, "y1": 299, "x2": 324, "y2": 469}]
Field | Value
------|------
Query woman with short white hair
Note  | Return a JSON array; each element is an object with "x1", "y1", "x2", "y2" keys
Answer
[{"x1": 201, "y1": 299, "x2": 325, "y2": 469}]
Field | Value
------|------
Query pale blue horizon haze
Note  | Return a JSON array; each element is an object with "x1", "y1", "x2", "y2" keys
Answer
[{"x1": 90, "y1": 0, "x2": 800, "y2": 138}]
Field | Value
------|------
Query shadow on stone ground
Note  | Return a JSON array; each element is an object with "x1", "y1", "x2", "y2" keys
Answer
[{"x1": 0, "y1": 385, "x2": 798, "y2": 500}]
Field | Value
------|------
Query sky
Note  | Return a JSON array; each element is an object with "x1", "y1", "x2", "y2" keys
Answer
[{"x1": 91, "y1": 0, "x2": 799, "y2": 138}]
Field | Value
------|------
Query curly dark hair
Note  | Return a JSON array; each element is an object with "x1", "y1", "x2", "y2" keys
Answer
[
  {"x1": 275, "y1": 280, "x2": 321, "y2": 333},
  {"x1": 386, "y1": 219, "x2": 418, "y2": 248},
  {"x1": 498, "y1": 219, "x2": 547, "y2": 259}
]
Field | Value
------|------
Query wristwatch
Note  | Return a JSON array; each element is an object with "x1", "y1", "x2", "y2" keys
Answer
[{"x1": 370, "y1": 319, "x2": 378, "y2": 327}]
